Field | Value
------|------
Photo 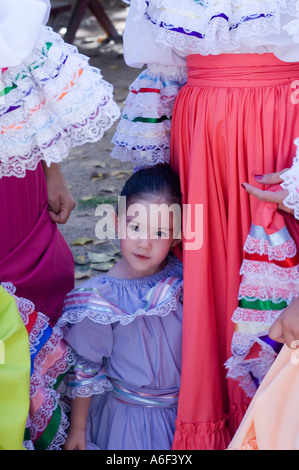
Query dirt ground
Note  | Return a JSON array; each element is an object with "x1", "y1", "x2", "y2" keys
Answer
[{"x1": 50, "y1": 1, "x2": 138, "y2": 285}]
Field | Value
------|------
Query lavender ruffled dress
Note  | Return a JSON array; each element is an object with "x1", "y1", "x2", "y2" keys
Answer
[{"x1": 59, "y1": 255, "x2": 183, "y2": 450}]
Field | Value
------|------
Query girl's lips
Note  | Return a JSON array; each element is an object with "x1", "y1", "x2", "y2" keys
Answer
[{"x1": 134, "y1": 254, "x2": 150, "y2": 260}]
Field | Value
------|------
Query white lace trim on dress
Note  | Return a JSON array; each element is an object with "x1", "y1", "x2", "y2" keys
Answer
[
  {"x1": 225, "y1": 223, "x2": 299, "y2": 397},
  {"x1": 127, "y1": 0, "x2": 299, "y2": 55},
  {"x1": 111, "y1": 64, "x2": 186, "y2": 166},
  {"x1": 281, "y1": 137, "x2": 299, "y2": 220},
  {"x1": 0, "y1": 26, "x2": 120, "y2": 178},
  {"x1": 65, "y1": 356, "x2": 113, "y2": 399},
  {"x1": 59, "y1": 276, "x2": 183, "y2": 328}
]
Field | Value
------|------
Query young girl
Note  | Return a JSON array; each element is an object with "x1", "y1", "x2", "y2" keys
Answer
[
  {"x1": 111, "y1": 0, "x2": 299, "y2": 450},
  {"x1": 59, "y1": 164, "x2": 183, "y2": 450}
]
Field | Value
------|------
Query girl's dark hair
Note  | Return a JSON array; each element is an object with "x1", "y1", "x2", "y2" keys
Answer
[{"x1": 119, "y1": 164, "x2": 181, "y2": 207}]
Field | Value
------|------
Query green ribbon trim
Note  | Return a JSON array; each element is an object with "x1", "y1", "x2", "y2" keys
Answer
[
  {"x1": 23, "y1": 427, "x2": 31, "y2": 442},
  {"x1": 33, "y1": 405, "x2": 62, "y2": 450},
  {"x1": 239, "y1": 297, "x2": 287, "y2": 311},
  {"x1": 44, "y1": 42, "x2": 52, "y2": 52},
  {"x1": 1, "y1": 42, "x2": 53, "y2": 96},
  {"x1": 53, "y1": 371, "x2": 68, "y2": 390},
  {"x1": 123, "y1": 113, "x2": 170, "y2": 123},
  {"x1": 0, "y1": 82, "x2": 17, "y2": 97},
  {"x1": 28, "y1": 42, "x2": 53, "y2": 72},
  {"x1": 23, "y1": 373, "x2": 67, "y2": 448}
]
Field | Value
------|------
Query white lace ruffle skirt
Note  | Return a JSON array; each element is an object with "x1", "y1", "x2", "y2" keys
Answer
[{"x1": 0, "y1": 26, "x2": 120, "y2": 178}]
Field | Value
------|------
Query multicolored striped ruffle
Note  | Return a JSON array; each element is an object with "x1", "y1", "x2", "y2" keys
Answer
[
  {"x1": 2, "y1": 282, "x2": 76, "y2": 450},
  {"x1": 128, "y1": 0, "x2": 299, "y2": 56},
  {"x1": 111, "y1": 64, "x2": 186, "y2": 167},
  {"x1": 60, "y1": 275, "x2": 183, "y2": 328},
  {"x1": 65, "y1": 356, "x2": 112, "y2": 399},
  {"x1": 0, "y1": 26, "x2": 120, "y2": 178},
  {"x1": 225, "y1": 224, "x2": 299, "y2": 398}
]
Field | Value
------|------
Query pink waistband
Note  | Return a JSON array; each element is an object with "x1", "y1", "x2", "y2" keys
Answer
[{"x1": 187, "y1": 53, "x2": 299, "y2": 87}]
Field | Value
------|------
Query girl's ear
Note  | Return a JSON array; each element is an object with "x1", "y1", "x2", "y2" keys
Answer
[{"x1": 171, "y1": 238, "x2": 182, "y2": 248}]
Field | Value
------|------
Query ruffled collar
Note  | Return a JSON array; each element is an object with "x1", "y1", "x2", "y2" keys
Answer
[
  {"x1": 127, "y1": 0, "x2": 299, "y2": 55},
  {"x1": 102, "y1": 253, "x2": 182, "y2": 286},
  {"x1": 59, "y1": 255, "x2": 183, "y2": 328}
]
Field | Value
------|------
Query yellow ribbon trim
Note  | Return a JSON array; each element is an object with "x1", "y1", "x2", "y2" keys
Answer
[{"x1": 234, "y1": 321, "x2": 272, "y2": 334}]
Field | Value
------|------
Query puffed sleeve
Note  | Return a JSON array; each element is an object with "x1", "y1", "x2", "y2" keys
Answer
[
  {"x1": 63, "y1": 318, "x2": 113, "y2": 398},
  {"x1": 281, "y1": 138, "x2": 299, "y2": 220},
  {"x1": 111, "y1": 0, "x2": 187, "y2": 167},
  {"x1": 0, "y1": 0, "x2": 48, "y2": 67},
  {"x1": 39, "y1": 0, "x2": 51, "y2": 24},
  {"x1": 111, "y1": 64, "x2": 186, "y2": 167}
]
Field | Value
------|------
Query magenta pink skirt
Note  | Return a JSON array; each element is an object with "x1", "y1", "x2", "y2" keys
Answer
[
  {"x1": 170, "y1": 53, "x2": 299, "y2": 450},
  {"x1": 0, "y1": 163, "x2": 74, "y2": 326}
]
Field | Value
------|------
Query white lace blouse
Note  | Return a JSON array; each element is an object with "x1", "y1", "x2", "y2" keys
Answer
[{"x1": 123, "y1": 0, "x2": 299, "y2": 68}]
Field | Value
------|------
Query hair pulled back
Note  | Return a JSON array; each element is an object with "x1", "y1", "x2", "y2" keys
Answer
[{"x1": 120, "y1": 164, "x2": 181, "y2": 208}]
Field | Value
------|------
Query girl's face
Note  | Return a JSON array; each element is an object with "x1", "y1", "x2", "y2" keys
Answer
[{"x1": 118, "y1": 196, "x2": 180, "y2": 278}]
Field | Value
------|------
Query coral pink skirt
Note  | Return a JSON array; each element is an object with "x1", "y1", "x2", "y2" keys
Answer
[{"x1": 170, "y1": 53, "x2": 299, "y2": 450}]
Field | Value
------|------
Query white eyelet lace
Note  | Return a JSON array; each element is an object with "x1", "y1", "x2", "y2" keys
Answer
[{"x1": 281, "y1": 138, "x2": 299, "y2": 220}]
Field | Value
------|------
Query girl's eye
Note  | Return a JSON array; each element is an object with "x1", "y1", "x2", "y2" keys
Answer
[
  {"x1": 156, "y1": 230, "x2": 167, "y2": 238},
  {"x1": 129, "y1": 223, "x2": 139, "y2": 232}
]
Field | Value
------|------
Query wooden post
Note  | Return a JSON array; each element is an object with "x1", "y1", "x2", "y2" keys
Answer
[{"x1": 63, "y1": 0, "x2": 120, "y2": 44}]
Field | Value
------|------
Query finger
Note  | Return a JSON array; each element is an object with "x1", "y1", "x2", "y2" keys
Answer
[
  {"x1": 254, "y1": 169, "x2": 289, "y2": 185},
  {"x1": 278, "y1": 203, "x2": 294, "y2": 215},
  {"x1": 241, "y1": 183, "x2": 287, "y2": 204},
  {"x1": 282, "y1": 331, "x2": 297, "y2": 349},
  {"x1": 269, "y1": 318, "x2": 299, "y2": 348},
  {"x1": 283, "y1": 324, "x2": 299, "y2": 348},
  {"x1": 48, "y1": 197, "x2": 76, "y2": 224},
  {"x1": 49, "y1": 208, "x2": 70, "y2": 224},
  {"x1": 271, "y1": 335, "x2": 285, "y2": 343},
  {"x1": 290, "y1": 339, "x2": 299, "y2": 349},
  {"x1": 48, "y1": 210, "x2": 61, "y2": 224},
  {"x1": 268, "y1": 318, "x2": 284, "y2": 343},
  {"x1": 47, "y1": 198, "x2": 61, "y2": 215}
]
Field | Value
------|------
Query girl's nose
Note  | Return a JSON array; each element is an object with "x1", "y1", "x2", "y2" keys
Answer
[{"x1": 137, "y1": 236, "x2": 152, "y2": 249}]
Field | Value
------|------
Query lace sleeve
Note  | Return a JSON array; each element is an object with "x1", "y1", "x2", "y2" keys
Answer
[
  {"x1": 65, "y1": 356, "x2": 112, "y2": 399},
  {"x1": 281, "y1": 138, "x2": 299, "y2": 220},
  {"x1": 111, "y1": 64, "x2": 187, "y2": 167}
]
